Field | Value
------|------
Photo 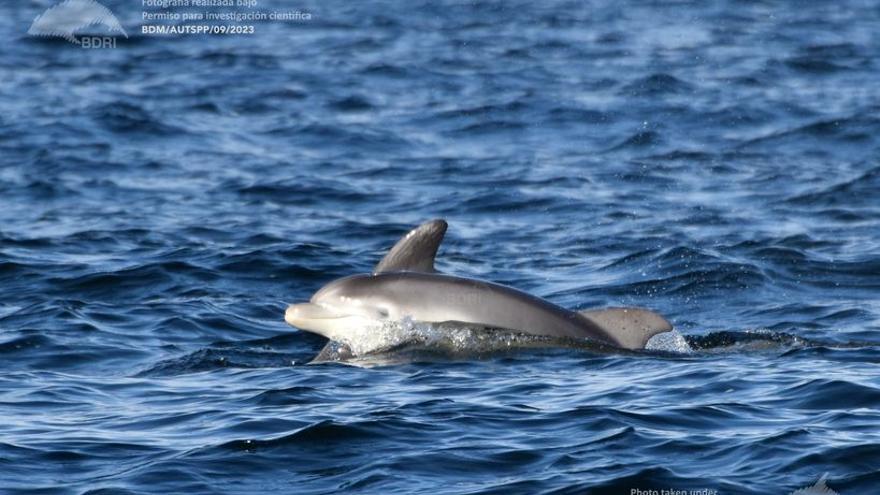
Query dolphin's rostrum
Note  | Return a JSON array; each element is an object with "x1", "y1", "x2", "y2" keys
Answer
[{"x1": 286, "y1": 219, "x2": 673, "y2": 360}]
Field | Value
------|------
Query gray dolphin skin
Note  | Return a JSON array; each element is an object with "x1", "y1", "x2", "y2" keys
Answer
[{"x1": 285, "y1": 219, "x2": 673, "y2": 358}]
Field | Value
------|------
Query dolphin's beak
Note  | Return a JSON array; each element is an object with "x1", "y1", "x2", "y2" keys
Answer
[
  {"x1": 285, "y1": 302, "x2": 360, "y2": 341},
  {"x1": 285, "y1": 303, "x2": 344, "y2": 327}
]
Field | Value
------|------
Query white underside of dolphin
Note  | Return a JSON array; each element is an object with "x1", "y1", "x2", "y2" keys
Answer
[{"x1": 285, "y1": 219, "x2": 674, "y2": 360}]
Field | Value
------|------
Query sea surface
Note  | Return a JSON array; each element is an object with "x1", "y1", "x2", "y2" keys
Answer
[{"x1": 1, "y1": 1, "x2": 879, "y2": 493}]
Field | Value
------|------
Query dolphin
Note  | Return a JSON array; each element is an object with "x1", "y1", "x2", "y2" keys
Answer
[{"x1": 285, "y1": 219, "x2": 673, "y2": 360}]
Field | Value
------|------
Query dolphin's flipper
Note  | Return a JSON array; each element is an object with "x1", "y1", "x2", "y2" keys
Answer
[
  {"x1": 577, "y1": 307, "x2": 672, "y2": 350},
  {"x1": 374, "y1": 219, "x2": 447, "y2": 274}
]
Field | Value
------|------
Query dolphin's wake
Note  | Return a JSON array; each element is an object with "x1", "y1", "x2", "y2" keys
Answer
[{"x1": 133, "y1": 327, "x2": 873, "y2": 374}]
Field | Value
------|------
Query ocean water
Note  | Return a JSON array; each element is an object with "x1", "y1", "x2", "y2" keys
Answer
[{"x1": 1, "y1": 0, "x2": 879, "y2": 493}]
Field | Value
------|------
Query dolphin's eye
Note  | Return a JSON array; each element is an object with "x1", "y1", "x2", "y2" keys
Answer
[{"x1": 377, "y1": 308, "x2": 389, "y2": 318}]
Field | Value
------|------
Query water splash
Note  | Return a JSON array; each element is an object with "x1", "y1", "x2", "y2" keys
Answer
[
  {"x1": 335, "y1": 316, "x2": 425, "y2": 356},
  {"x1": 326, "y1": 317, "x2": 618, "y2": 359},
  {"x1": 646, "y1": 329, "x2": 694, "y2": 354}
]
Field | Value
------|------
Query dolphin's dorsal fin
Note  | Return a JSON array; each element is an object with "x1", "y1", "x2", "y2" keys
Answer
[
  {"x1": 577, "y1": 307, "x2": 672, "y2": 350},
  {"x1": 374, "y1": 219, "x2": 447, "y2": 273}
]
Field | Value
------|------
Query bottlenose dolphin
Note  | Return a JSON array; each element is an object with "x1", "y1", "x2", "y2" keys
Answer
[{"x1": 285, "y1": 219, "x2": 673, "y2": 360}]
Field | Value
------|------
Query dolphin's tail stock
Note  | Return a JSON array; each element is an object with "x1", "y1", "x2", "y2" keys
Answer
[{"x1": 577, "y1": 307, "x2": 673, "y2": 350}]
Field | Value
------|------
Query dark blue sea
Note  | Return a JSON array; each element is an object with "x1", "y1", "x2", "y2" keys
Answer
[{"x1": 1, "y1": 1, "x2": 879, "y2": 493}]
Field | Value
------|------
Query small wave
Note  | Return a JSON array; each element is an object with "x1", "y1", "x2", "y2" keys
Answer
[
  {"x1": 621, "y1": 73, "x2": 693, "y2": 96},
  {"x1": 436, "y1": 101, "x2": 530, "y2": 120},
  {"x1": 327, "y1": 95, "x2": 374, "y2": 112},
  {"x1": 779, "y1": 379, "x2": 880, "y2": 410},
  {"x1": 195, "y1": 51, "x2": 280, "y2": 70},
  {"x1": 136, "y1": 347, "x2": 298, "y2": 376},
  {"x1": 207, "y1": 419, "x2": 394, "y2": 454},
  {"x1": 608, "y1": 130, "x2": 663, "y2": 151},
  {"x1": 261, "y1": 123, "x2": 411, "y2": 149},
  {"x1": 545, "y1": 107, "x2": 612, "y2": 124},
  {"x1": 784, "y1": 164, "x2": 880, "y2": 207},
  {"x1": 89, "y1": 102, "x2": 184, "y2": 136},
  {"x1": 785, "y1": 55, "x2": 850, "y2": 73},
  {"x1": 359, "y1": 62, "x2": 410, "y2": 77},
  {"x1": 740, "y1": 115, "x2": 880, "y2": 155},
  {"x1": 247, "y1": 386, "x2": 322, "y2": 407},
  {"x1": 234, "y1": 179, "x2": 371, "y2": 206},
  {"x1": 450, "y1": 190, "x2": 557, "y2": 214},
  {"x1": 137, "y1": 332, "x2": 322, "y2": 376},
  {"x1": 0, "y1": 333, "x2": 53, "y2": 354},
  {"x1": 785, "y1": 42, "x2": 865, "y2": 73},
  {"x1": 450, "y1": 120, "x2": 527, "y2": 134},
  {"x1": 48, "y1": 261, "x2": 211, "y2": 299},
  {"x1": 259, "y1": 87, "x2": 308, "y2": 100}
]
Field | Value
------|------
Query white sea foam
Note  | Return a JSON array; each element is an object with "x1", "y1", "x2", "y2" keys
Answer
[{"x1": 645, "y1": 329, "x2": 693, "y2": 354}]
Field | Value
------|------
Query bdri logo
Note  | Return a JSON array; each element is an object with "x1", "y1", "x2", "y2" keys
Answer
[{"x1": 28, "y1": 0, "x2": 127, "y2": 48}]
